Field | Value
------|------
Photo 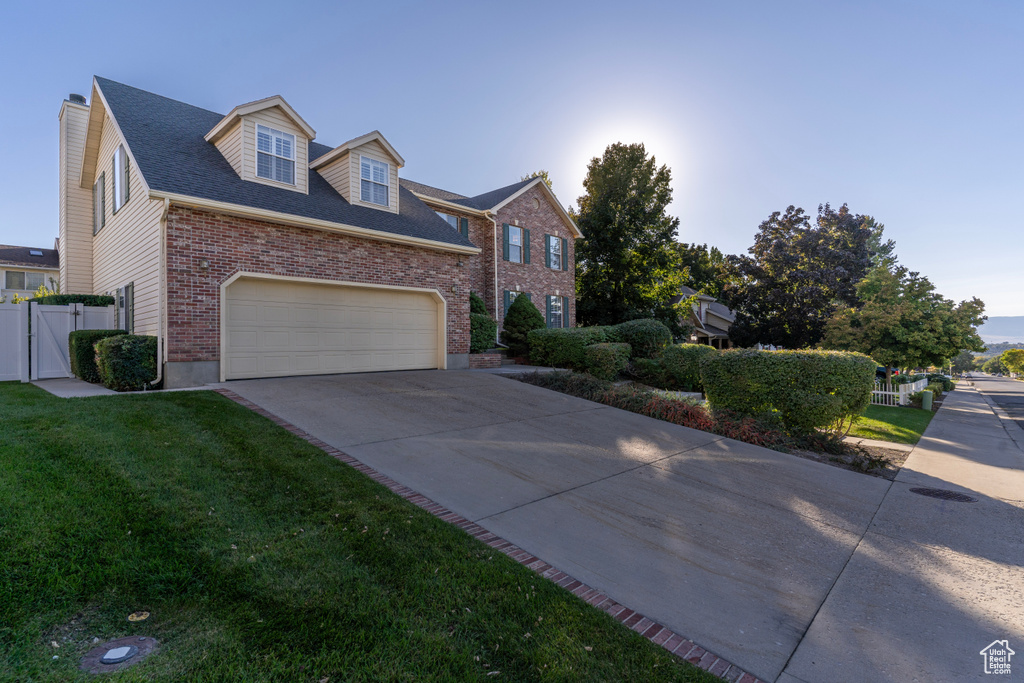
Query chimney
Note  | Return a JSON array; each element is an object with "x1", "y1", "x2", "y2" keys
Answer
[{"x1": 59, "y1": 91, "x2": 94, "y2": 294}]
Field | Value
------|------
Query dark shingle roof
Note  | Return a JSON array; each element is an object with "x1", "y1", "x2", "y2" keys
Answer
[
  {"x1": 96, "y1": 77, "x2": 474, "y2": 250},
  {"x1": 0, "y1": 245, "x2": 59, "y2": 269},
  {"x1": 398, "y1": 179, "x2": 468, "y2": 202},
  {"x1": 450, "y1": 177, "x2": 537, "y2": 211}
]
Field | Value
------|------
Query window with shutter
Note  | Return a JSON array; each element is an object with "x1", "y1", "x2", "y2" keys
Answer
[
  {"x1": 547, "y1": 295, "x2": 563, "y2": 328},
  {"x1": 507, "y1": 226, "x2": 523, "y2": 263},
  {"x1": 360, "y1": 156, "x2": 389, "y2": 206},
  {"x1": 113, "y1": 145, "x2": 130, "y2": 213},
  {"x1": 256, "y1": 124, "x2": 296, "y2": 185},
  {"x1": 547, "y1": 235, "x2": 562, "y2": 271},
  {"x1": 93, "y1": 174, "x2": 105, "y2": 234}
]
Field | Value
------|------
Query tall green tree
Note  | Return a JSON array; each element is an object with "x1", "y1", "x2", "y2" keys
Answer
[
  {"x1": 822, "y1": 264, "x2": 987, "y2": 382},
  {"x1": 724, "y1": 204, "x2": 876, "y2": 349},
  {"x1": 951, "y1": 349, "x2": 976, "y2": 374},
  {"x1": 673, "y1": 242, "x2": 735, "y2": 300},
  {"x1": 572, "y1": 143, "x2": 686, "y2": 333},
  {"x1": 1002, "y1": 349, "x2": 1024, "y2": 375}
]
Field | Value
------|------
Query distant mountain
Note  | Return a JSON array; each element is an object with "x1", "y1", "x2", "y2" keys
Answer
[{"x1": 978, "y1": 316, "x2": 1024, "y2": 344}]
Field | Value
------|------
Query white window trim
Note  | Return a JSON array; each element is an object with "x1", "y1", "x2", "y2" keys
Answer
[
  {"x1": 549, "y1": 295, "x2": 564, "y2": 328},
  {"x1": 360, "y1": 155, "x2": 390, "y2": 207},
  {"x1": 256, "y1": 124, "x2": 297, "y2": 185},
  {"x1": 548, "y1": 234, "x2": 562, "y2": 270},
  {"x1": 508, "y1": 225, "x2": 523, "y2": 264}
]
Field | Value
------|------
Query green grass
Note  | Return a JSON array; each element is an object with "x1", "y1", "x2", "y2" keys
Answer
[
  {"x1": 0, "y1": 382, "x2": 718, "y2": 682},
  {"x1": 848, "y1": 404, "x2": 935, "y2": 444}
]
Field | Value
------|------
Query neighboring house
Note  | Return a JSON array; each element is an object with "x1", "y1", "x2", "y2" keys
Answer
[
  {"x1": 0, "y1": 244, "x2": 59, "y2": 301},
  {"x1": 58, "y1": 77, "x2": 580, "y2": 388},
  {"x1": 671, "y1": 285, "x2": 735, "y2": 349}
]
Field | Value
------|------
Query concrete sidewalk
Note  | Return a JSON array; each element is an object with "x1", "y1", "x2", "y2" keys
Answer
[{"x1": 783, "y1": 384, "x2": 1024, "y2": 683}]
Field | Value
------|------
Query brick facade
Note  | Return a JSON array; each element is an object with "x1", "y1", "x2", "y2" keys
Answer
[
  {"x1": 428, "y1": 183, "x2": 576, "y2": 333},
  {"x1": 165, "y1": 207, "x2": 469, "y2": 363}
]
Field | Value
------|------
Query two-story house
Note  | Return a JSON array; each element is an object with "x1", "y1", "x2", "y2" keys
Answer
[
  {"x1": 58, "y1": 77, "x2": 580, "y2": 388},
  {"x1": 0, "y1": 244, "x2": 59, "y2": 301}
]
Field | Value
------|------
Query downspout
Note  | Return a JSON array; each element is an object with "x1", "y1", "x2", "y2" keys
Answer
[
  {"x1": 487, "y1": 210, "x2": 500, "y2": 344},
  {"x1": 147, "y1": 197, "x2": 170, "y2": 389}
]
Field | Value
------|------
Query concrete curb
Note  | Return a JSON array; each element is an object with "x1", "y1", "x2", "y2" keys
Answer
[
  {"x1": 214, "y1": 387, "x2": 765, "y2": 683},
  {"x1": 966, "y1": 385, "x2": 1024, "y2": 454}
]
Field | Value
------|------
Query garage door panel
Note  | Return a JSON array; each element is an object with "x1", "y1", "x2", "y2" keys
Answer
[{"x1": 225, "y1": 279, "x2": 440, "y2": 380}]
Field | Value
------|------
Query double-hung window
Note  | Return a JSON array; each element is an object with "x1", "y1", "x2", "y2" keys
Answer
[
  {"x1": 256, "y1": 124, "x2": 296, "y2": 184},
  {"x1": 112, "y1": 145, "x2": 130, "y2": 213},
  {"x1": 546, "y1": 234, "x2": 568, "y2": 270},
  {"x1": 502, "y1": 224, "x2": 530, "y2": 263},
  {"x1": 93, "y1": 173, "x2": 105, "y2": 234},
  {"x1": 360, "y1": 156, "x2": 390, "y2": 206},
  {"x1": 546, "y1": 295, "x2": 566, "y2": 328},
  {"x1": 436, "y1": 211, "x2": 469, "y2": 238}
]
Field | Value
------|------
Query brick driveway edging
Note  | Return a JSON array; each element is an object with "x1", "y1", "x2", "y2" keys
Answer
[{"x1": 215, "y1": 387, "x2": 767, "y2": 683}]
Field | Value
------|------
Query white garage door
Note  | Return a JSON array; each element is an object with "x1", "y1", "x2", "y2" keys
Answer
[{"x1": 224, "y1": 278, "x2": 441, "y2": 380}]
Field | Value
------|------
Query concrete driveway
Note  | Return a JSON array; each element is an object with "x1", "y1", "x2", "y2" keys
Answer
[{"x1": 220, "y1": 370, "x2": 892, "y2": 682}]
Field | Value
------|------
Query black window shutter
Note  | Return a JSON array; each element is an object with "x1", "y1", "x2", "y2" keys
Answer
[
  {"x1": 546, "y1": 296, "x2": 553, "y2": 328},
  {"x1": 503, "y1": 290, "x2": 511, "y2": 319},
  {"x1": 460, "y1": 217, "x2": 469, "y2": 239},
  {"x1": 563, "y1": 296, "x2": 569, "y2": 327},
  {"x1": 502, "y1": 224, "x2": 510, "y2": 261},
  {"x1": 524, "y1": 229, "x2": 531, "y2": 264},
  {"x1": 99, "y1": 174, "x2": 105, "y2": 229},
  {"x1": 123, "y1": 149, "x2": 130, "y2": 205},
  {"x1": 561, "y1": 238, "x2": 568, "y2": 271},
  {"x1": 545, "y1": 235, "x2": 552, "y2": 268}
]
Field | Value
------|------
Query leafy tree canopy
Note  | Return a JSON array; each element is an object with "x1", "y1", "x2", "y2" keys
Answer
[
  {"x1": 951, "y1": 349, "x2": 976, "y2": 374},
  {"x1": 672, "y1": 242, "x2": 736, "y2": 301},
  {"x1": 821, "y1": 263, "x2": 987, "y2": 381},
  {"x1": 521, "y1": 170, "x2": 553, "y2": 190},
  {"x1": 724, "y1": 203, "x2": 877, "y2": 349},
  {"x1": 1002, "y1": 349, "x2": 1024, "y2": 375},
  {"x1": 572, "y1": 143, "x2": 688, "y2": 336}
]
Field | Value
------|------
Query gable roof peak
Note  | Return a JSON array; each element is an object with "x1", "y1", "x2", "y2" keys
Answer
[
  {"x1": 204, "y1": 94, "x2": 315, "y2": 144},
  {"x1": 310, "y1": 130, "x2": 405, "y2": 170}
]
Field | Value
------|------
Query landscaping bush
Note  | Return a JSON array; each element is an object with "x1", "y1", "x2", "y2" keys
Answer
[
  {"x1": 629, "y1": 357, "x2": 670, "y2": 388},
  {"x1": 518, "y1": 370, "x2": 612, "y2": 401},
  {"x1": 528, "y1": 326, "x2": 615, "y2": 369},
  {"x1": 32, "y1": 294, "x2": 115, "y2": 307},
  {"x1": 95, "y1": 335, "x2": 158, "y2": 391},
  {"x1": 610, "y1": 319, "x2": 672, "y2": 359},
  {"x1": 700, "y1": 348, "x2": 876, "y2": 436},
  {"x1": 501, "y1": 294, "x2": 545, "y2": 358},
  {"x1": 925, "y1": 381, "x2": 944, "y2": 400},
  {"x1": 69, "y1": 329, "x2": 127, "y2": 383},
  {"x1": 583, "y1": 343, "x2": 631, "y2": 381},
  {"x1": 470, "y1": 313, "x2": 497, "y2": 354},
  {"x1": 926, "y1": 373, "x2": 954, "y2": 392},
  {"x1": 469, "y1": 291, "x2": 487, "y2": 315},
  {"x1": 662, "y1": 344, "x2": 719, "y2": 391}
]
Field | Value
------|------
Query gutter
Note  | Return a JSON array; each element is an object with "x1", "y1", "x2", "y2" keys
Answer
[
  {"x1": 486, "y1": 210, "x2": 500, "y2": 344},
  {"x1": 147, "y1": 197, "x2": 170, "y2": 389},
  {"x1": 148, "y1": 191, "x2": 481, "y2": 256}
]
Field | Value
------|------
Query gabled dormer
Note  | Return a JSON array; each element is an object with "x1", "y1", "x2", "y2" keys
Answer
[
  {"x1": 204, "y1": 96, "x2": 315, "y2": 195},
  {"x1": 310, "y1": 131, "x2": 404, "y2": 214}
]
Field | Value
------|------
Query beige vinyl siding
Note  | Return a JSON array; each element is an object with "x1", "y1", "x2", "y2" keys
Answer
[
  {"x1": 349, "y1": 140, "x2": 399, "y2": 213},
  {"x1": 214, "y1": 120, "x2": 243, "y2": 176},
  {"x1": 58, "y1": 101, "x2": 94, "y2": 293},
  {"x1": 315, "y1": 152, "x2": 352, "y2": 202},
  {"x1": 90, "y1": 114, "x2": 163, "y2": 336},
  {"x1": 240, "y1": 107, "x2": 308, "y2": 194}
]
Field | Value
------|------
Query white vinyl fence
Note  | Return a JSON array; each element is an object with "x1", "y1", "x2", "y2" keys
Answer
[
  {"x1": 871, "y1": 378, "x2": 929, "y2": 406},
  {"x1": 0, "y1": 302, "x2": 116, "y2": 382}
]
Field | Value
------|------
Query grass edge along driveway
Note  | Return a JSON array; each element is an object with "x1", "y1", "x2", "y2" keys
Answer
[
  {"x1": 848, "y1": 404, "x2": 934, "y2": 445},
  {"x1": 0, "y1": 382, "x2": 720, "y2": 683}
]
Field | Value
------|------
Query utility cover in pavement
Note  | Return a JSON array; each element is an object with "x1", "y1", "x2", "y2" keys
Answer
[{"x1": 909, "y1": 487, "x2": 978, "y2": 502}]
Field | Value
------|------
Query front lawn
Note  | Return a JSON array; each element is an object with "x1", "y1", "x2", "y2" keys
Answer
[
  {"x1": 0, "y1": 382, "x2": 718, "y2": 682},
  {"x1": 848, "y1": 404, "x2": 935, "y2": 444}
]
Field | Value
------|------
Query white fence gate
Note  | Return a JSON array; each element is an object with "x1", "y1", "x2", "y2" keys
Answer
[
  {"x1": 871, "y1": 378, "x2": 929, "y2": 406},
  {"x1": 0, "y1": 302, "x2": 116, "y2": 382}
]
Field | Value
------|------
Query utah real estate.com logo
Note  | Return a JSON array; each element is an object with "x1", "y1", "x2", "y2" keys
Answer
[{"x1": 980, "y1": 640, "x2": 1014, "y2": 675}]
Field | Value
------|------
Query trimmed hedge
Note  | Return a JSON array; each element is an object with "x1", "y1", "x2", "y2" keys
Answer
[
  {"x1": 611, "y1": 319, "x2": 672, "y2": 359},
  {"x1": 95, "y1": 335, "x2": 158, "y2": 391},
  {"x1": 501, "y1": 294, "x2": 545, "y2": 358},
  {"x1": 528, "y1": 326, "x2": 615, "y2": 369},
  {"x1": 69, "y1": 329, "x2": 127, "y2": 383},
  {"x1": 662, "y1": 344, "x2": 719, "y2": 392},
  {"x1": 700, "y1": 348, "x2": 876, "y2": 436},
  {"x1": 583, "y1": 343, "x2": 631, "y2": 381},
  {"x1": 926, "y1": 373, "x2": 954, "y2": 392},
  {"x1": 33, "y1": 294, "x2": 114, "y2": 307},
  {"x1": 469, "y1": 292, "x2": 488, "y2": 315},
  {"x1": 470, "y1": 313, "x2": 497, "y2": 354}
]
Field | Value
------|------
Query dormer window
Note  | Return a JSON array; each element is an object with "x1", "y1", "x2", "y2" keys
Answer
[
  {"x1": 360, "y1": 156, "x2": 389, "y2": 206},
  {"x1": 256, "y1": 124, "x2": 295, "y2": 185}
]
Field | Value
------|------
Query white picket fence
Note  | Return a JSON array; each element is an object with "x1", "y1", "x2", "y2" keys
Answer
[
  {"x1": 871, "y1": 378, "x2": 929, "y2": 406},
  {"x1": 0, "y1": 302, "x2": 116, "y2": 382}
]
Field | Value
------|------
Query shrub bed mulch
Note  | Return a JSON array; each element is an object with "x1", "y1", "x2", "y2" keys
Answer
[{"x1": 512, "y1": 370, "x2": 902, "y2": 479}]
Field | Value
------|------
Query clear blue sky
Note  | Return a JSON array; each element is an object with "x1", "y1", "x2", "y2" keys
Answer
[{"x1": 2, "y1": 0, "x2": 1021, "y2": 315}]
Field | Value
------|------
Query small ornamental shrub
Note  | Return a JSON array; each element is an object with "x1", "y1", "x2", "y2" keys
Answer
[
  {"x1": 69, "y1": 329, "x2": 127, "y2": 383},
  {"x1": 528, "y1": 326, "x2": 615, "y2": 369},
  {"x1": 470, "y1": 313, "x2": 497, "y2": 354},
  {"x1": 925, "y1": 373, "x2": 954, "y2": 392},
  {"x1": 629, "y1": 357, "x2": 669, "y2": 388},
  {"x1": 501, "y1": 295, "x2": 545, "y2": 358},
  {"x1": 662, "y1": 344, "x2": 719, "y2": 392},
  {"x1": 583, "y1": 343, "x2": 631, "y2": 381},
  {"x1": 700, "y1": 348, "x2": 876, "y2": 436},
  {"x1": 32, "y1": 294, "x2": 115, "y2": 307},
  {"x1": 469, "y1": 292, "x2": 488, "y2": 315},
  {"x1": 925, "y1": 382, "x2": 944, "y2": 400},
  {"x1": 95, "y1": 335, "x2": 158, "y2": 391},
  {"x1": 611, "y1": 319, "x2": 673, "y2": 359}
]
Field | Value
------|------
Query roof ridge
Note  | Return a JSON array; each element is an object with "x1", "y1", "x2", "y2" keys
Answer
[{"x1": 95, "y1": 76, "x2": 226, "y2": 118}]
